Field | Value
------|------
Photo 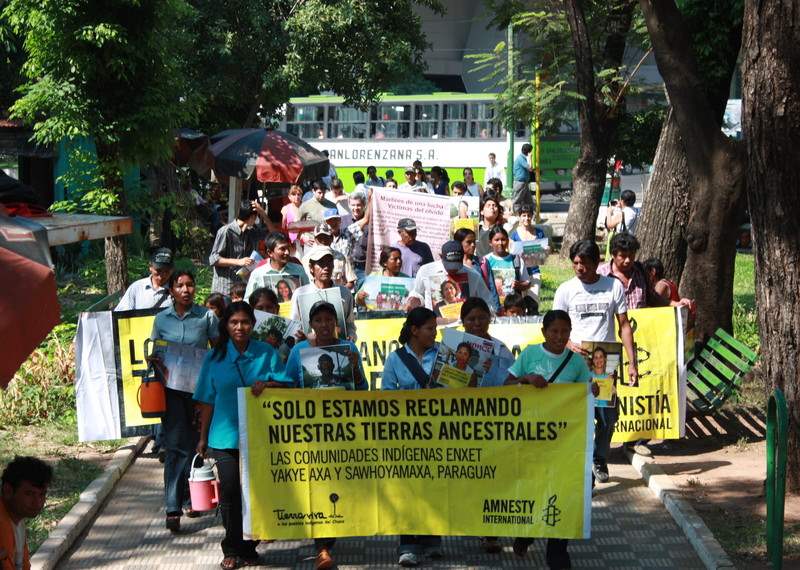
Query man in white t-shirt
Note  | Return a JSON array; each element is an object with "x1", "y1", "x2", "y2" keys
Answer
[{"x1": 553, "y1": 239, "x2": 638, "y2": 485}]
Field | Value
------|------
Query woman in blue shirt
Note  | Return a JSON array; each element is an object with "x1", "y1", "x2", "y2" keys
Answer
[
  {"x1": 267, "y1": 300, "x2": 366, "y2": 570},
  {"x1": 381, "y1": 307, "x2": 441, "y2": 566},
  {"x1": 149, "y1": 270, "x2": 218, "y2": 533},
  {"x1": 194, "y1": 302, "x2": 284, "y2": 570}
]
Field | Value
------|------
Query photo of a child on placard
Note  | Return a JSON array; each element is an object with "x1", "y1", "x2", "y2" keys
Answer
[
  {"x1": 299, "y1": 345, "x2": 355, "y2": 390},
  {"x1": 581, "y1": 341, "x2": 622, "y2": 407}
]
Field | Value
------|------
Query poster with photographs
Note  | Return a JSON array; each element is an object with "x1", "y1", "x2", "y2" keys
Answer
[
  {"x1": 491, "y1": 266, "x2": 518, "y2": 301},
  {"x1": 294, "y1": 287, "x2": 347, "y2": 338},
  {"x1": 299, "y1": 345, "x2": 355, "y2": 390},
  {"x1": 581, "y1": 340, "x2": 623, "y2": 406},
  {"x1": 261, "y1": 273, "x2": 302, "y2": 304},
  {"x1": 431, "y1": 328, "x2": 498, "y2": 388},
  {"x1": 449, "y1": 196, "x2": 479, "y2": 236},
  {"x1": 510, "y1": 238, "x2": 550, "y2": 268},
  {"x1": 357, "y1": 275, "x2": 415, "y2": 311},
  {"x1": 430, "y1": 272, "x2": 469, "y2": 319},
  {"x1": 253, "y1": 310, "x2": 301, "y2": 343},
  {"x1": 155, "y1": 340, "x2": 208, "y2": 394}
]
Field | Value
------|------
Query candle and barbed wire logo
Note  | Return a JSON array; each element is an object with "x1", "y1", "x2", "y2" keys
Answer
[
  {"x1": 542, "y1": 495, "x2": 561, "y2": 527},
  {"x1": 329, "y1": 493, "x2": 340, "y2": 517}
]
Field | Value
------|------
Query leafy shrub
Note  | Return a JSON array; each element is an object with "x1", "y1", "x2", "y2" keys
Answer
[{"x1": 0, "y1": 324, "x2": 77, "y2": 426}]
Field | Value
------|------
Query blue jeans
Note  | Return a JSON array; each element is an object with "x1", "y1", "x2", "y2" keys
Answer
[
  {"x1": 354, "y1": 262, "x2": 366, "y2": 291},
  {"x1": 398, "y1": 535, "x2": 441, "y2": 555},
  {"x1": 163, "y1": 388, "x2": 198, "y2": 514},
  {"x1": 593, "y1": 404, "x2": 619, "y2": 465}
]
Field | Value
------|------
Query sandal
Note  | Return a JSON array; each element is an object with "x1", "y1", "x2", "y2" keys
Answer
[{"x1": 220, "y1": 556, "x2": 260, "y2": 570}]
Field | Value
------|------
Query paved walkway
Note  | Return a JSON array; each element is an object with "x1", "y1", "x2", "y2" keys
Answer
[{"x1": 60, "y1": 453, "x2": 704, "y2": 569}]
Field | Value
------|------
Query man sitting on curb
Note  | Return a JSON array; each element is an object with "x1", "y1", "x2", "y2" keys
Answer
[{"x1": 1, "y1": 456, "x2": 52, "y2": 570}]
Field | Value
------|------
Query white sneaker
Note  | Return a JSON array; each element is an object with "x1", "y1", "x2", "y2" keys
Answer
[{"x1": 398, "y1": 552, "x2": 419, "y2": 567}]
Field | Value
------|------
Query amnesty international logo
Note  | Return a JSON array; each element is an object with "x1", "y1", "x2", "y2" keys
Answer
[{"x1": 542, "y1": 495, "x2": 561, "y2": 527}]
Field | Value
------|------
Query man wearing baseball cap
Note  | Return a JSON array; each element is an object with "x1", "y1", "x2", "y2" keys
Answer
[
  {"x1": 394, "y1": 218, "x2": 433, "y2": 278},
  {"x1": 115, "y1": 247, "x2": 174, "y2": 311},
  {"x1": 301, "y1": 222, "x2": 356, "y2": 289},
  {"x1": 291, "y1": 245, "x2": 357, "y2": 341},
  {"x1": 407, "y1": 240, "x2": 499, "y2": 313}
]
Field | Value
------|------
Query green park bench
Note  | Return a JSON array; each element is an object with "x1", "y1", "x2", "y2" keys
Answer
[{"x1": 686, "y1": 328, "x2": 758, "y2": 412}]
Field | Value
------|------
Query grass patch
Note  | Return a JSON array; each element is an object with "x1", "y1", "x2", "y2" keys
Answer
[
  {"x1": 539, "y1": 255, "x2": 574, "y2": 312},
  {"x1": 703, "y1": 514, "x2": 800, "y2": 564},
  {"x1": 0, "y1": 421, "x2": 129, "y2": 553}
]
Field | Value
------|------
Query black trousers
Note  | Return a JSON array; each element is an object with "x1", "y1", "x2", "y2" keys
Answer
[
  {"x1": 210, "y1": 448, "x2": 258, "y2": 559},
  {"x1": 516, "y1": 538, "x2": 570, "y2": 569}
]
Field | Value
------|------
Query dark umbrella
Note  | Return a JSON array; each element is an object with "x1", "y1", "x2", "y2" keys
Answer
[
  {"x1": 174, "y1": 128, "x2": 213, "y2": 176},
  {"x1": 209, "y1": 128, "x2": 329, "y2": 183},
  {"x1": 0, "y1": 213, "x2": 60, "y2": 388}
]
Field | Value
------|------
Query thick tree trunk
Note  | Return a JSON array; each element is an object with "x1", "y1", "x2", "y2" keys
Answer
[
  {"x1": 640, "y1": 0, "x2": 745, "y2": 339},
  {"x1": 105, "y1": 235, "x2": 128, "y2": 294},
  {"x1": 742, "y1": 0, "x2": 800, "y2": 491},
  {"x1": 96, "y1": 144, "x2": 129, "y2": 294},
  {"x1": 636, "y1": 107, "x2": 690, "y2": 282},
  {"x1": 561, "y1": 0, "x2": 635, "y2": 255},
  {"x1": 678, "y1": 140, "x2": 743, "y2": 338}
]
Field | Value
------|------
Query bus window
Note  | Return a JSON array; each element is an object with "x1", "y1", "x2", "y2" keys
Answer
[
  {"x1": 286, "y1": 105, "x2": 325, "y2": 139},
  {"x1": 372, "y1": 104, "x2": 410, "y2": 139},
  {"x1": 414, "y1": 103, "x2": 439, "y2": 138},
  {"x1": 328, "y1": 106, "x2": 368, "y2": 139},
  {"x1": 442, "y1": 103, "x2": 467, "y2": 138},
  {"x1": 470, "y1": 103, "x2": 500, "y2": 138}
]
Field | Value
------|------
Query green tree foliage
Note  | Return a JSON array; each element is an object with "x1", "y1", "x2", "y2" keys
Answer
[
  {"x1": 3, "y1": 0, "x2": 195, "y2": 172},
  {"x1": 0, "y1": 4, "x2": 24, "y2": 119},
  {"x1": 186, "y1": 0, "x2": 442, "y2": 133},
  {"x1": 470, "y1": 0, "x2": 648, "y2": 135}
]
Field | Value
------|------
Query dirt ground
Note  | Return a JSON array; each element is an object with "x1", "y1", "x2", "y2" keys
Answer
[{"x1": 643, "y1": 405, "x2": 800, "y2": 569}]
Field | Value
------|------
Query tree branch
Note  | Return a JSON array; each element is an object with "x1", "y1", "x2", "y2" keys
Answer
[{"x1": 563, "y1": 0, "x2": 600, "y2": 154}]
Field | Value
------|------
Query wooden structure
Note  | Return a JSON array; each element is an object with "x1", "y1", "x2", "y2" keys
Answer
[{"x1": 27, "y1": 213, "x2": 133, "y2": 246}]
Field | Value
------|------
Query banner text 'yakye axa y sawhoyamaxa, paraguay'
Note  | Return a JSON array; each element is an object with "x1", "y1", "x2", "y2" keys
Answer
[{"x1": 238, "y1": 386, "x2": 593, "y2": 540}]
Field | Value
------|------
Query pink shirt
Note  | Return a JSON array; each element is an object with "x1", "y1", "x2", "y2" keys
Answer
[{"x1": 598, "y1": 262, "x2": 648, "y2": 309}]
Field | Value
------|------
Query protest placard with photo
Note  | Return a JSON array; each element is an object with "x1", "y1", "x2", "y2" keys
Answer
[
  {"x1": 581, "y1": 340, "x2": 622, "y2": 407},
  {"x1": 254, "y1": 310, "x2": 302, "y2": 343},
  {"x1": 431, "y1": 272, "x2": 469, "y2": 318},
  {"x1": 261, "y1": 273, "x2": 302, "y2": 304},
  {"x1": 295, "y1": 287, "x2": 347, "y2": 337},
  {"x1": 156, "y1": 340, "x2": 208, "y2": 394},
  {"x1": 431, "y1": 328, "x2": 498, "y2": 389},
  {"x1": 449, "y1": 196, "x2": 479, "y2": 236},
  {"x1": 357, "y1": 275, "x2": 415, "y2": 311},
  {"x1": 299, "y1": 345, "x2": 355, "y2": 390},
  {"x1": 510, "y1": 237, "x2": 550, "y2": 268}
]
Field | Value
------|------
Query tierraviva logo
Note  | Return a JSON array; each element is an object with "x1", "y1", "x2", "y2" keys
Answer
[{"x1": 273, "y1": 493, "x2": 344, "y2": 522}]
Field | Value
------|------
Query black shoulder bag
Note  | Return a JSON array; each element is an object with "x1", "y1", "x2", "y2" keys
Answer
[
  {"x1": 394, "y1": 347, "x2": 432, "y2": 389},
  {"x1": 547, "y1": 351, "x2": 574, "y2": 383}
]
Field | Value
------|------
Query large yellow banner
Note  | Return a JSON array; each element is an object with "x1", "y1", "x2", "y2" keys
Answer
[
  {"x1": 613, "y1": 307, "x2": 681, "y2": 442},
  {"x1": 238, "y1": 386, "x2": 593, "y2": 540},
  {"x1": 113, "y1": 310, "x2": 159, "y2": 435}
]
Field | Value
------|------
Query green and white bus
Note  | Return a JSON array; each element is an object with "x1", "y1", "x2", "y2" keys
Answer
[{"x1": 280, "y1": 93, "x2": 578, "y2": 192}]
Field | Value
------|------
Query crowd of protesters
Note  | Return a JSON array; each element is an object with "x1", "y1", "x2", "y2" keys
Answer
[{"x1": 101, "y1": 155, "x2": 693, "y2": 570}]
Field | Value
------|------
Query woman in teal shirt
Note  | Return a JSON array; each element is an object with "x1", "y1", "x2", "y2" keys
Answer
[
  {"x1": 504, "y1": 309, "x2": 597, "y2": 570},
  {"x1": 194, "y1": 302, "x2": 284, "y2": 570}
]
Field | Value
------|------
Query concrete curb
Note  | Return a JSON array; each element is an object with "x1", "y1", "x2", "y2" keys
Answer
[
  {"x1": 625, "y1": 448, "x2": 736, "y2": 570},
  {"x1": 30, "y1": 436, "x2": 149, "y2": 570}
]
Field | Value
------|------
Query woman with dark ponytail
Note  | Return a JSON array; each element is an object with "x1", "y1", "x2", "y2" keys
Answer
[
  {"x1": 194, "y1": 301, "x2": 286, "y2": 570},
  {"x1": 381, "y1": 307, "x2": 442, "y2": 566}
]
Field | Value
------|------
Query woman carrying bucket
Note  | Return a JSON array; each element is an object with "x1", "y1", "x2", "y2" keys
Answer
[
  {"x1": 149, "y1": 270, "x2": 219, "y2": 533},
  {"x1": 194, "y1": 302, "x2": 285, "y2": 570}
]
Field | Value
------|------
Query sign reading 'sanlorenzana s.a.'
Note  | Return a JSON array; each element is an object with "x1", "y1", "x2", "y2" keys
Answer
[{"x1": 238, "y1": 387, "x2": 594, "y2": 540}]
